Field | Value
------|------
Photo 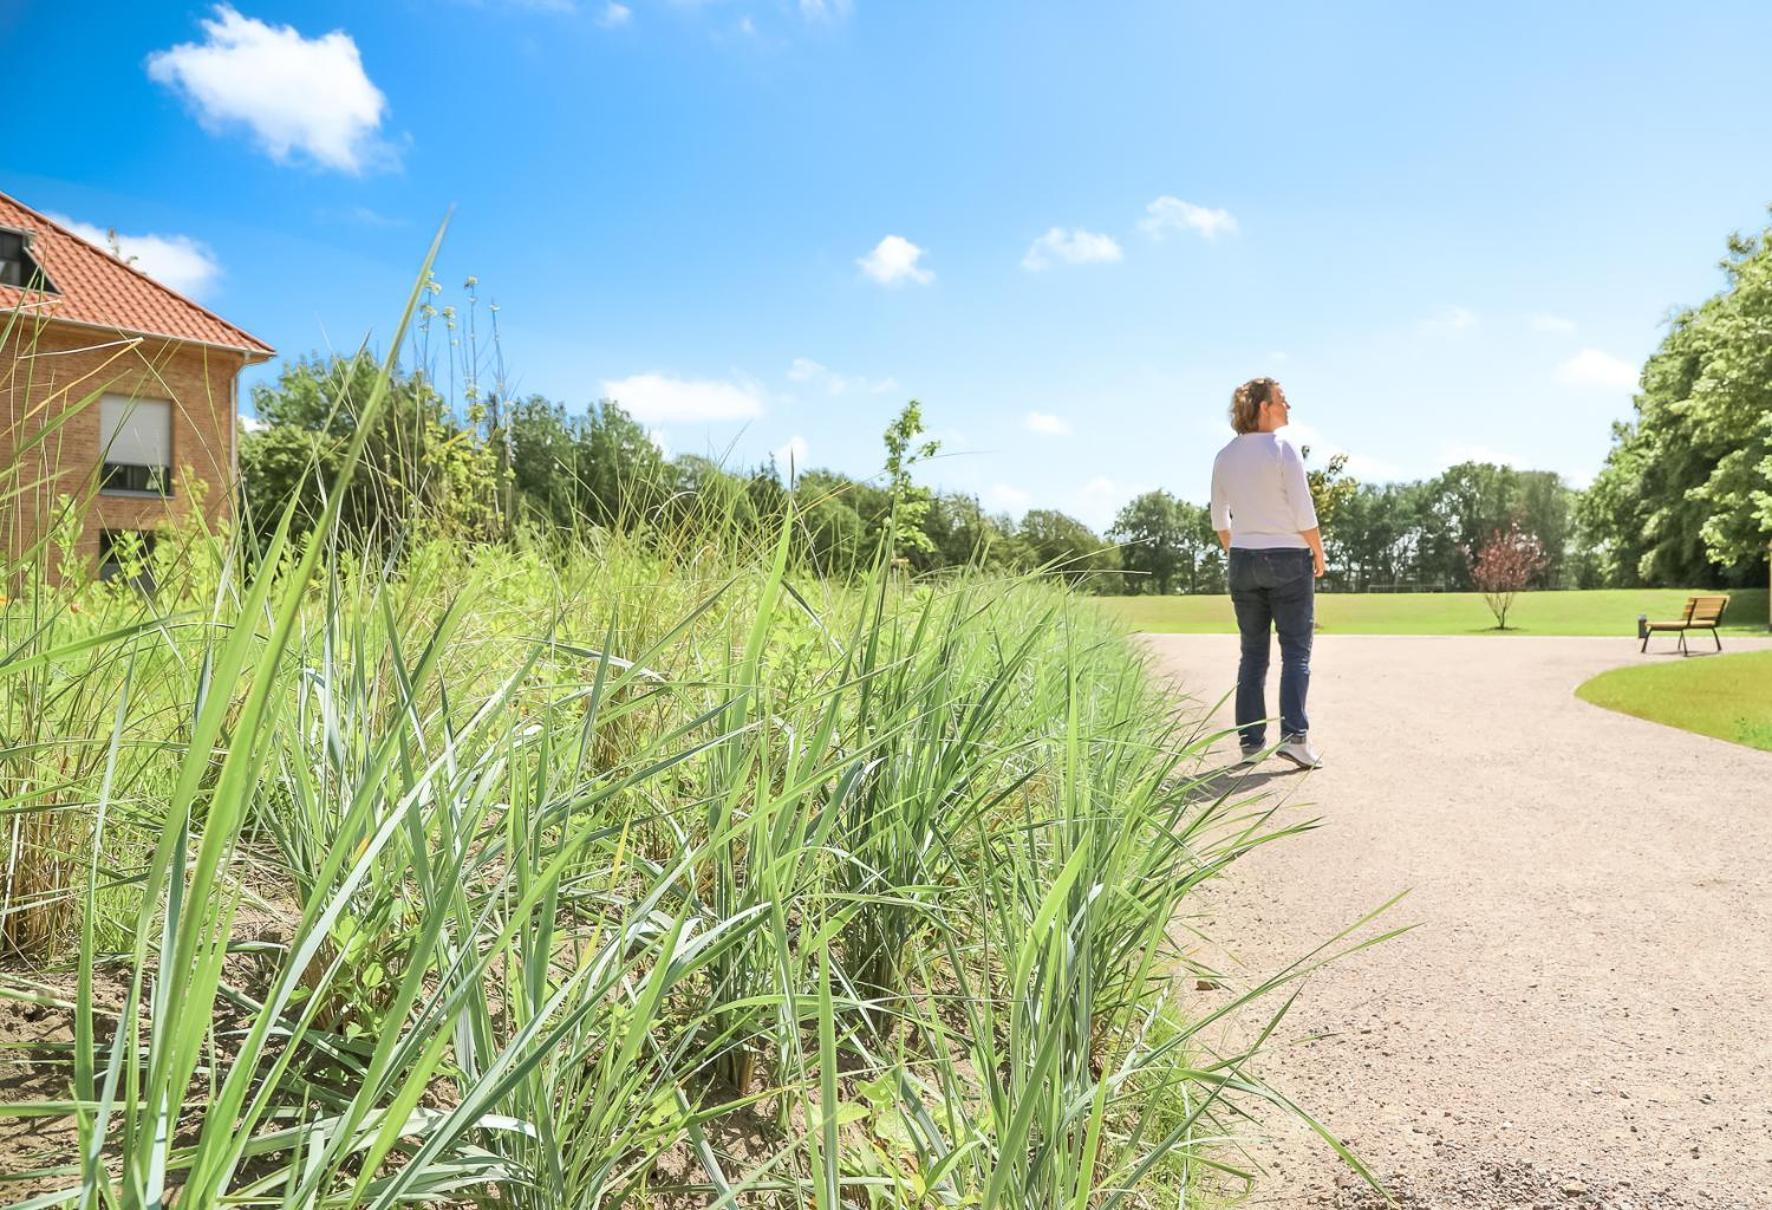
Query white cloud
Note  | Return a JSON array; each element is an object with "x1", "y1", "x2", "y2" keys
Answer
[
  {"x1": 239, "y1": 412, "x2": 264, "y2": 432},
  {"x1": 774, "y1": 435, "x2": 810, "y2": 470},
  {"x1": 600, "y1": 373, "x2": 766, "y2": 423},
  {"x1": 799, "y1": 0, "x2": 852, "y2": 18},
  {"x1": 146, "y1": 5, "x2": 392, "y2": 173},
  {"x1": 597, "y1": 2, "x2": 631, "y2": 26},
  {"x1": 1025, "y1": 411, "x2": 1072, "y2": 437},
  {"x1": 1021, "y1": 227, "x2": 1123, "y2": 271},
  {"x1": 985, "y1": 483, "x2": 1032, "y2": 512},
  {"x1": 787, "y1": 357, "x2": 895, "y2": 395},
  {"x1": 1418, "y1": 305, "x2": 1478, "y2": 334},
  {"x1": 1556, "y1": 348, "x2": 1638, "y2": 390},
  {"x1": 1530, "y1": 313, "x2": 1576, "y2": 334},
  {"x1": 49, "y1": 213, "x2": 223, "y2": 298},
  {"x1": 647, "y1": 427, "x2": 669, "y2": 455},
  {"x1": 1139, "y1": 197, "x2": 1238, "y2": 240},
  {"x1": 858, "y1": 235, "x2": 933, "y2": 286}
]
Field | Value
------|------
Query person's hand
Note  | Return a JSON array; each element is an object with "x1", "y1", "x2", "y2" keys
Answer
[{"x1": 1313, "y1": 555, "x2": 1326, "y2": 578}]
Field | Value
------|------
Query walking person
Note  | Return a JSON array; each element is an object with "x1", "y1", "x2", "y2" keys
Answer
[{"x1": 1209, "y1": 377, "x2": 1326, "y2": 769}]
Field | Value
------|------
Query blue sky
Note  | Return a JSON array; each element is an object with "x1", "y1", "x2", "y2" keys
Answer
[{"x1": 6, "y1": 0, "x2": 1772, "y2": 529}]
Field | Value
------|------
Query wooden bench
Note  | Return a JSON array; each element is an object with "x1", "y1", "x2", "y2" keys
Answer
[{"x1": 1640, "y1": 594, "x2": 1729, "y2": 654}]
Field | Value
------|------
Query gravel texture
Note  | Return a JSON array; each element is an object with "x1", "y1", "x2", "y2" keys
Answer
[{"x1": 1140, "y1": 633, "x2": 1772, "y2": 1210}]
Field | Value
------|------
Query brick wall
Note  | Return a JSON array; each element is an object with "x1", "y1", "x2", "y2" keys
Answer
[{"x1": 1, "y1": 316, "x2": 247, "y2": 577}]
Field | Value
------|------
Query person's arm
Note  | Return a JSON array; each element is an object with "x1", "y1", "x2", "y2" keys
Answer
[
  {"x1": 1280, "y1": 443, "x2": 1325, "y2": 577},
  {"x1": 1209, "y1": 454, "x2": 1233, "y2": 552},
  {"x1": 1301, "y1": 526, "x2": 1326, "y2": 578}
]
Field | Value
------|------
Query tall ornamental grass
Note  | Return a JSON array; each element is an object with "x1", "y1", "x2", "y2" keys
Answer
[{"x1": 0, "y1": 246, "x2": 1392, "y2": 1207}]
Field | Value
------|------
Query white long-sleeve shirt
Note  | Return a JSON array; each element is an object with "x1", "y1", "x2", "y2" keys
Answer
[{"x1": 1210, "y1": 432, "x2": 1319, "y2": 550}]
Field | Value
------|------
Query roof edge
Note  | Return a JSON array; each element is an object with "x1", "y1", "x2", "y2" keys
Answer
[
  {"x1": 0, "y1": 190, "x2": 276, "y2": 357},
  {"x1": 0, "y1": 304, "x2": 272, "y2": 362}
]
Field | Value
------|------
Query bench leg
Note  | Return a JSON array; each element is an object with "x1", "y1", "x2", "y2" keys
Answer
[
  {"x1": 1640, "y1": 631, "x2": 1649, "y2": 653},
  {"x1": 1679, "y1": 631, "x2": 1688, "y2": 656},
  {"x1": 1713, "y1": 627, "x2": 1721, "y2": 652}
]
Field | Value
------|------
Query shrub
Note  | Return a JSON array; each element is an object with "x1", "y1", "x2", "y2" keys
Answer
[{"x1": 1470, "y1": 522, "x2": 1549, "y2": 629}]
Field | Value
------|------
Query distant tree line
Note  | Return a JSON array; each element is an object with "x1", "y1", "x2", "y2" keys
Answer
[
  {"x1": 243, "y1": 214, "x2": 1772, "y2": 597},
  {"x1": 238, "y1": 355, "x2": 1127, "y2": 585},
  {"x1": 1107, "y1": 460, "x2": 1586, "y2": 595}
]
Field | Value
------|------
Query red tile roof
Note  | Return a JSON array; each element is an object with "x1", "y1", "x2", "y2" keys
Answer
[{"x1": 0, "y1": 189, "x2": 273, "y2": 359}]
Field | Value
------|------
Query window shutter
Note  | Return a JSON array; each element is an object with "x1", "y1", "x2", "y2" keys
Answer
[{"x1": 100, "y1": 397, "x2": 172, "y2": 467}]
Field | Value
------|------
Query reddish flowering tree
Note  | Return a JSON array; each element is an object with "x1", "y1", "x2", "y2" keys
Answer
[{"x1": 1469, "y1": 523, "x2": 1549, "y2": 630}]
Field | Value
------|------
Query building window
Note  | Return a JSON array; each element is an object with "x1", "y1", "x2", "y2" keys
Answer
[
  {"x1": 99, "y1": 396, "x2": 174, "y2": 497},
  {"x1": 98, "y1": 530, "x2": 158, "y2": 591},
  {"x1": 0, "y1": 228, "x2": 54, "y2": 291}
]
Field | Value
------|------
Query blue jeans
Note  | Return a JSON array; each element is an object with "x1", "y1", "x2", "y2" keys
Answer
[{"x1": 1227, "y1": 547, "x2": 1314, "y2": 749}]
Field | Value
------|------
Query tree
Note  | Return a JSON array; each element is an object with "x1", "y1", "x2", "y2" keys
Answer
[
  {"x1": 1302, "y1": 447, "x2": 1359, "y2": 535},
  {"x1": 1110, "y1": 491, "x2": 1186, "y2": 594},
  {"x1": 1323, "y1": 482, "x2": 1426, "y2": 590},
  {"x1": 798, "y1": 490, "x2": 865, "y2": 574},
  {"x1": 1469, "y1": 523, "x2": 1548, "y2": 630},
  {"x1": 1585, "y1": 216, "x2": 1772, "y2": 587},
  {"x1": 239, "y1": 353, "x2": 500, "y2": 545},
  {"x1": 504, "y1": 395, "x2": 577, "y2": 527},
  {"x1": 1014, "y1": 510, "x2": 1121, "y2": 590},
  {"x1": 921, "y1": 491, "x2": 1013, "y2": 573},
  {"x1": 881, "y1": 401, "x2": 940, "y2": 560}
]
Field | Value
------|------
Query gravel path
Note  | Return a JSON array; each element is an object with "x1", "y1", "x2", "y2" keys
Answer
[{"x1": 1140, "y1": 633, "x2": 1772, "y2": 1210}]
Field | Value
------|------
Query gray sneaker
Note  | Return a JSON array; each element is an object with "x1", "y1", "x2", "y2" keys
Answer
[
  {"x1": 1236, "y1": 746, "x2": 1263, "y2": 767},
  {"x1": 1274, "y1": 737, "x2": 1323, "y2": 769}
]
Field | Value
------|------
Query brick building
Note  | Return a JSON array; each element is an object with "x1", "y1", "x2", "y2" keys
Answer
[{"x1": 0, "y1": 188, "x2": 273, "y2": 580}]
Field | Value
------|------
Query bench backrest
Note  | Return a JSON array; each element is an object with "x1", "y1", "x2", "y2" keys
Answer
[{"x1": 1689, "y1": 594, "x2": 1729, "y2": 626}]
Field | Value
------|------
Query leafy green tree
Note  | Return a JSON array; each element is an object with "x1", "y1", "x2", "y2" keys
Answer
[
  {"x1": 505, "y1": 395, "x2": 578, "y2": 527},
  {"x1": 1413, "y1": 462, "x2": 1568, "y2": 590},
  {"x1": 578, "y1": 402, "x2": 669, "y2": 529},
  {"x1": 504, "y1": 397, "x2": 668, "y2": 532},
  {"x1": 1301, "y1": 447, "x2": 1359, "y2": 535},
  {"x1": 240, "y1": 354, "x2": 499, "y2": 545},
  {"x1": 1585, "y1": 219, "x2": 1772, "y2": 587},
  {"x1": 921, "y1": 492, "x2": 1013, "y2": 572},
  {"x1": 1177, "y1": 499, "x2": 1225, "y2": 593},
  {"x1": 1110, "y1": 491, "x2": 1186, "y2": 594},
  {"x1": 1321, "y1": 468, "x2": 1580, "y2": 590},
  {"x1": 1013, "y1": 509, "x2": 1121, "y2": 590},
  {"x1": 1323, "y1": 482, "x2": 1427, "y2": 589},
  {"x1": 881, "y1": 401, "x2": 940, "y2": 560}
]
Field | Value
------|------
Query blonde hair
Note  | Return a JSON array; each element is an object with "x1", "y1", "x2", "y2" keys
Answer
[{"x1": 1229, "y1": 377, "x2": 1279, "y2": 434}]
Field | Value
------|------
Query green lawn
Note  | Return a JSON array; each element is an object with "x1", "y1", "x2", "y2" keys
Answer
[
  {"x1": 1099, "y1": 587, "x2": 1771, "y2": 637},
  {"x1": 1577, "y1": 649, "x2": 1772, "y2": 752}
]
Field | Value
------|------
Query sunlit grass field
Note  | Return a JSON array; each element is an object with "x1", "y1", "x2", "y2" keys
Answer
[
  {"x1": 1101, "y1": 588, "x2": 1771, "y2": 637},
  {"x1": 1576, "y1": 649, "x2": 1772, "y2": 752}
]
